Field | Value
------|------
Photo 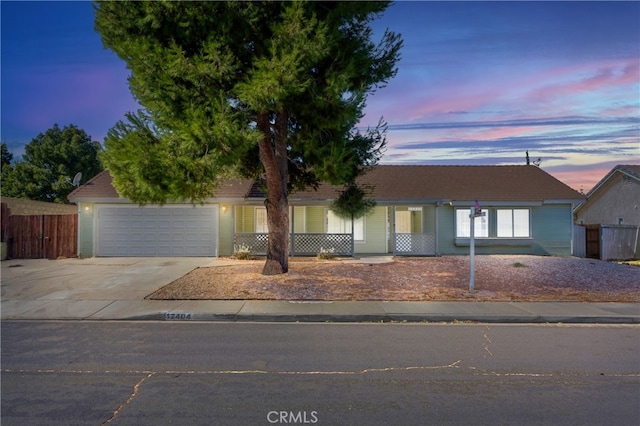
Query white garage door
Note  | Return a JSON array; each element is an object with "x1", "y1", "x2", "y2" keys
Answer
[{"x1": 96, "y1": 205, "x2": 218, "y2": 256}]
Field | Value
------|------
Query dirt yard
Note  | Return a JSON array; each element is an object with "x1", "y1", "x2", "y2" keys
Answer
[{"x1": 147, "y1": 255, "x2": 640, "y2": 302}]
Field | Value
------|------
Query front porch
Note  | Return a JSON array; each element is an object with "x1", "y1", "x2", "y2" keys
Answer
[{"x1": 230, "y1": 204, "x2": 439, "y2": 257}]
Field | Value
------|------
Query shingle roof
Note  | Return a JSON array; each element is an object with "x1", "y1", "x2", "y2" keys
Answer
[
  {"x1": 67, "y1": 170, "x2": 254, "y2": 202},
  {"x1": 67, "y1": 170, "x2": 119, "y2": 200},
  {"x1": 289, "y1": 165, "x2": 584, "y2": 203},
  {"x1": 68, "y1": 165, "x2": 583, "y2": 203}
]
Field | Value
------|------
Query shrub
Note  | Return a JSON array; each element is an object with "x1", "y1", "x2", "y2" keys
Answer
[
  {"x1": 512, "y1": 262, "x2": 527, "y2": 268},
  {"x1": 317, "y1": 247, "x2": 337, "y2": 260},
  {"x1": 233, "y1": 244, "x2": 255, "y2": 260}
]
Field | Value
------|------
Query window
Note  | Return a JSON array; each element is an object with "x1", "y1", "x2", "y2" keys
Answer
[
  {"x1": 497, "y1": 209, "x2": 530, "y2": 237},
  {"x1": 327, "y1": 210, "x2": 364, "y2": 241},
  {"x1": 255, "y1": 207, "x2": 268, "y2": 233},
  {"x1": 456, "y1": 209, "x2": 488, "y2": 238}
]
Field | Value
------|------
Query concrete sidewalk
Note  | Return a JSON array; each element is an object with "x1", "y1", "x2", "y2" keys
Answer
[{"x1": 2, "y1": 257, "x2": 639, "y2": 323}]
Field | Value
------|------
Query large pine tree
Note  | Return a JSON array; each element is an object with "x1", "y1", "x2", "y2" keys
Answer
[{"x1": 95, "y1": 1, "x2": 402, "y2": 274}]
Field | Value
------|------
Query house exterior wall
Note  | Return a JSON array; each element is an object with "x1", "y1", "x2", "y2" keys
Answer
[
  {"x1": 576, "y1": 173, "x2": 640, "y2": 226},
  {"x1": 438, "y1": 205, "x2": 458, "y2": 254},
  {"x1": 531, "y1": 204, "x2": 574, "y2": 255},
  {"x1": 219, "y1": 203, "x2": 233, "y2": 256},
  {"x1": 437, "y1": 203, "x2": 574, "y2": 256},
  {"x1": 355, "y1": 206, "x2": 387, "y2": 254},
  {"x1": 423, "y1": 205, "x2": 436, "y2": 234},
  {"x1": 75, "y1": 201, "x2": 576, "y2": 258},
  {"x1": 77, "y1": 202, "x2": 95, "y2": 257}
]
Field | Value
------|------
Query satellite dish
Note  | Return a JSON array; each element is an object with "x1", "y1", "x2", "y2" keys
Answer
[{"x1": 72, "y1": 172, "x2": 82, "y2": 187}]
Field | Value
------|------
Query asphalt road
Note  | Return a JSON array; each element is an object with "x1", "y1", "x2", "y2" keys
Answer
[{"x1": 2, "y1": 321, "x2": 639, "y2": 426}]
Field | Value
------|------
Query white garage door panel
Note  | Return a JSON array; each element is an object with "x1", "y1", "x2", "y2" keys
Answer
[{"x1": 96, "y1": 206, "x2": 217, "y2": 256}]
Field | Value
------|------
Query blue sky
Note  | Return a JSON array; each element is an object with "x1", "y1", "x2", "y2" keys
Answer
[{"x1": 2, "y1": 1, "x2": 639, "y2": 192}]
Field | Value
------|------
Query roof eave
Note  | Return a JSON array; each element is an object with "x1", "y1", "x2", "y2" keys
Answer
[{"x1": 543, "y1": 198, "x2": 586, "y2": 205}]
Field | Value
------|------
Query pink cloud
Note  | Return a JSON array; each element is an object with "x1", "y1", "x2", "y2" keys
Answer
[
  {"x1": 471, "y1": 126, "x2": 540, "y2": 142},
  {"x1": 523, "y1": 59, "x2": 638, "y2": 106},
  {"x1": 547, "y1": 159, "x2": 640, "y2": 193},
  {"x1": 550, "y1": 167, "x2": 609, "y2": 193}
]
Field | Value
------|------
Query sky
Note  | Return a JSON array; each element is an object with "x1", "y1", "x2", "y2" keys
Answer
[{"x1": 1, "y1": 1, "x2": 639, "y2": 193}]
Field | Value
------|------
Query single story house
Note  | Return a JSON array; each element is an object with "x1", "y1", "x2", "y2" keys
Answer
[{"x1": 68, "y1": 165, "x2": 584, "y2": 258}]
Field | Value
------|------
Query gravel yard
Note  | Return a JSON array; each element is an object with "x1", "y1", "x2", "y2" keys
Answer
[{"x1": 147, "y1": 255, "x2": 640, "y2": 302}]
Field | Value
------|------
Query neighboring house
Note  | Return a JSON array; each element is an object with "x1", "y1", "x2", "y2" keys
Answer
[
  {"x1": 68, "y1": 165, "x2": 584, "y2": 258},
  {"x1": 573, "y1": 165, "x2": 640, "y2": 260},
  {"x1": 574, "y1": 165, "x2": 640, "y2": 226}
]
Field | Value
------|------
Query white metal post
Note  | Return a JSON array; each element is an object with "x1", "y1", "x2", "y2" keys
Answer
[{"x1": 469, "y1": 207, "x2": 475, "y2": 292}]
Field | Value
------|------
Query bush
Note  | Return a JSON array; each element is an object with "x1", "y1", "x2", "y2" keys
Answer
[
  {"x1": 317, "y1": 247, "x2": 337, "y2": 260},
  {"x1": 233, "y1": 244, "x2": 255, "y2": 260}
]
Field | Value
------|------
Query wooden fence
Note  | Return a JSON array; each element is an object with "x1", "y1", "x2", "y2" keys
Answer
[
  {"x1": 1, "y1": 203, "x2": 77, "y2": 259},
  {"x1": 573, "y1": 224, "x2": 639, "y2": 260}
]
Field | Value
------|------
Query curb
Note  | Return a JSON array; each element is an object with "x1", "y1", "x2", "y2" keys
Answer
[{"x1": 121, "y1": 312, "x2": 640, "y2": 324}]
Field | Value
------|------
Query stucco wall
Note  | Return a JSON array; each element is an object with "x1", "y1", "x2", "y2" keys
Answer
[{"x1": 576, "y1": 173, "x2": 640, "y2": 225}]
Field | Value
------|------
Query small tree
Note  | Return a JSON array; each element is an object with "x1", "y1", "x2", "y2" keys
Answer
[
  {"x1": 1, "y1": 142, "x2": 12, "y2": 171},
  {"x1": 330, "y1": 183, "x2": 377, "y2": 222},
  {"x1": 1, "y1": 124, "x2": 103, "y2": 203},
  {"x1": 95, "y1": 1, "x2": 402, "y2": 275}
]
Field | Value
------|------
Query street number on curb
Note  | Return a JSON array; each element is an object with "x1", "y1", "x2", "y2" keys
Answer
[{"x1": 165, "y1": 313, "x2": 193, "y2": 320}]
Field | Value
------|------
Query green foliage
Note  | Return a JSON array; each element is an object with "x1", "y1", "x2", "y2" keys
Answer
[
  {"x1": 95, "y1": 1, "x2": 401, "y2": 272},
  {"x1": 101, "y1": 110, "x2": 246, "y2": 204},
  {"x1": 330, "y1": 183, "x2": 376, "y2": 220},
  {"x1": 1, "y1": 124, "x2": 103, "y2": 203},
  {"x1": 94, "y1": 0, "x2": 402, "y2": 202},
  {"x1": 1, "y1": 142, "x2": 13, "y2": 170}
]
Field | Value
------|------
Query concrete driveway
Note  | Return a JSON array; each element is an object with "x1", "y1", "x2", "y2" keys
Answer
[{"x1": 1, "y1": 257, "x2": 214, "y2": 320}]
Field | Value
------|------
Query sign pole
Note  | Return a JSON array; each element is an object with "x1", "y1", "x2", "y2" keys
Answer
[{"x1": 469, "y1": 207, "x2": 475, "y2": 292}]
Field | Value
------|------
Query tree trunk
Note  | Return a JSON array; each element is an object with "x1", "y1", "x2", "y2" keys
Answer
[{"x1": 257, "y1": 112, "x2": 289, "y2": 275}]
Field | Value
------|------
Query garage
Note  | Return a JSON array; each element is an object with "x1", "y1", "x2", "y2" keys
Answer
[{"x1": 95, "y1": 205, "x2": 218, "y2": 256}]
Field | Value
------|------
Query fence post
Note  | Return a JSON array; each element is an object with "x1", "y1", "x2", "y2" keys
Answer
[
  {"x1": 351, "y1": 216, "x2": 355, "y2": 256},
  {"x1": 290, "y1": 206, "x2": 295, "y2": 257}
]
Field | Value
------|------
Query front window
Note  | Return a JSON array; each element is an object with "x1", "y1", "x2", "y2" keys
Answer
[
  {"x1": 328, "y1": 210, "x2": 364, "y2": 241},
  {"x1": 497, "y1": 209, "x2": 530, "y2": 237},
  {"x1": 255, "y1": 207, "x2": 268, "y2": 233},
  {"x1": 456, "y1": 209, "x2": 488, "y2": 238}
]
